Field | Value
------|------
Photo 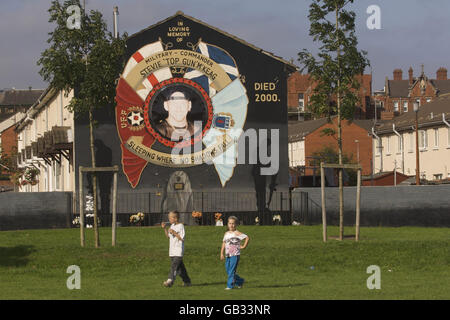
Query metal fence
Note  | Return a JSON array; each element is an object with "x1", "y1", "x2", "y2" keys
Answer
[{"x1": 71, "y1": 190, "x2": 317, "y2": 227}]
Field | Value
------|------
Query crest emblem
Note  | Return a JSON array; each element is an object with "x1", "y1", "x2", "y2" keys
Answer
[{"x1": 115, "y1": 40, "x2": 248, "y2": 188}]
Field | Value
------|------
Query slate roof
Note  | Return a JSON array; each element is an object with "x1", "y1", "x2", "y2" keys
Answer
[
  {"x1": 0, "y1": 112, "x2": 26, "y2": 133},
  {"x1": 387, "y1": 80, "x2": 410, "y2": 98},
  {"x1": 288, "y1": 118, "x2": 328, "y2": 142},
  {"x1": 288, "y1": 117, "x2": 376, "y2": 143},
  {"x1": 376, "y1": 93, "x2": 450, "y2": 134},
  {"x1": 0, "y1": 89, "x2": 44, "y2": 106},
  {"x1": 431, "y1": 80, "x2": 450, "y2": 94},
  {"x1": 387, "y1": 78, "x2": 450, "y2": 98}
]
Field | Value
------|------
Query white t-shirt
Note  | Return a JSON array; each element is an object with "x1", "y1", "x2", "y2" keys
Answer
[
  {"x1": 169, "y1": 223, "x2": 185, "y2": 257},
  {"x1": 223, "y1": 231, "x2": 248, "y2": 257}
]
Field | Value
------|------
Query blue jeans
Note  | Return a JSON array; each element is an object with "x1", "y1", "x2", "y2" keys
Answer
[{"x1": 225, "y1": 255, "x2": 244, "y2": 288}]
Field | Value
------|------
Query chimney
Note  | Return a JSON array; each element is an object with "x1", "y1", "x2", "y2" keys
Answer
[
  {"x1": 393, "y1": 69, "x2": 403, "y2": 80},
  {"x1": 436, "y1": 67, "x2": 447, "y2": 80},
  {"x1": 408, "y1": 67, "x2": 414, "y2": 84}
]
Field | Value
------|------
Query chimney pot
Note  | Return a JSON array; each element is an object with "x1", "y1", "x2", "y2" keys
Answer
[
  {"x1": 393, "y1": 69, "x2": 403, "y2": 80},
  {"x1": 436, "y1": 67, "x2": 447, "y2": 80},
  {"x1": 408, "y1": 67, "x2": 414, "y2": 84}
]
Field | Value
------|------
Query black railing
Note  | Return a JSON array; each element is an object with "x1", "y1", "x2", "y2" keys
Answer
[{"x1": 71, "y1": 191, "x2": 318, "y2": 227}]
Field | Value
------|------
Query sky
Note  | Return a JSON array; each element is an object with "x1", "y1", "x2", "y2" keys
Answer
[{"x1": 1, "y1": 0, "x2": 450, "y2": 92}]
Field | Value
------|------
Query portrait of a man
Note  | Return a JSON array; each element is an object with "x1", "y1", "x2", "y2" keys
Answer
[{"x1": 154, "y1": 88, "x2": 200, "y2": 141}]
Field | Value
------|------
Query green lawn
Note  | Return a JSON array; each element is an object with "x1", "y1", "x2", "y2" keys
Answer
[{"x1": 0, "y1": 225, "x2": 449, "y2": 299}]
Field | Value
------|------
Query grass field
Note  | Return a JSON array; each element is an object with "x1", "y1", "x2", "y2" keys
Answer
[{"x1": 0, "y1": 225, "x2": 449, "y2": 300}]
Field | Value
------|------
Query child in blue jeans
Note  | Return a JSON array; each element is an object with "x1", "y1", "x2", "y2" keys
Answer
[{"x1": 220, "y1": 216, "x2": 250, "y2": 290}]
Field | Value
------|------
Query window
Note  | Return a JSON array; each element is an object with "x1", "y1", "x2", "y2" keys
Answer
[
  {"x1": 434, "y1": 129, "x2": 439, "y2": 148},
  {"x1": 403, "y1": 101, "x2": 408, "y2": 112},
  {"x1": 408, "y1": 132, "x2": 414, "y2": 152},
  {"x1": 386, "y1": 136, "x2": 391, "y2": 154},
  {"x1": 419, "y1": 130, "x2": 428, "y2": 149},
  {"x1": 54, "y1": 161, "x2": 61, "y2": 190},
  {"x1": 448, "y1": 128, "x2": 450, "y2": 147},
  {"x1": 416, "y1": 98, "x2": 421, "y2": 107},
  {"x1": 397, "y1": 135, "x2": 402, "y2": 153},
  {"x1": 394, "y1": 101, "x2": 399, "y2": 112},
  {"x1": 298, "y1": 93, "x2": 304, "y2": 111},
  {"x1": 434, "y1": 174, "x2": 443, "y2": 180},
  {"x1": 376, "y1": 101, "x2": 384, "y2": 110}
]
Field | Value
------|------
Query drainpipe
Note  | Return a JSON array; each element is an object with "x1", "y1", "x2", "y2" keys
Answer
[
  {"x1": 444, "y1": 114, "x2": 450, "y2": 178},
  {"x1": 60, "y1": 91, "x2": 64, "y2": 191},
  {"x1": 392, "y1": 124, "x2": 404, "y2": 174},
  {"x1": 443, "y1": 113, "x2": 450, "y2": 128},
  {"x1": 372, "y1": 127, "x2": 383, "y2": 173}
]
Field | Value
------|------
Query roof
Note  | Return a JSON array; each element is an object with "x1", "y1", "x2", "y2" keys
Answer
[
  {"x1": 387, "y1": 78, "x2": 450, "y2": 98},
  {"x1": 129, "y1": 11, "x2": 298, "y2": 72},
  {"x1": 376, "y1": 93, "x2": 450, "y2": 134},
  {"x1": 15, "y1": 86, "x2": 58, "y2": 132},
  {"x1": 0, "y1": 89, "x2": 44, "y2": 106},
  {"x1": 387, "y1": 80, "x2": 410, "y2": 97},
  {"x1": 431, "y1": 80, "x2": 450, "y2": 94},
  {"x1": 288, "y1": 118, "x2": 329, "y2": 142},
  {"x1": 0, "y1": 112, "x2": 26, "y2": 133},
  {"x1": 362, "y1": 171, "x2": 409, "y2": 180},
  {"x1": 352, "y1": 119, "x2": 376, "y2": 132},
  {"x1": 289, "y1": 117, "x2": 375, "y2": 142}
]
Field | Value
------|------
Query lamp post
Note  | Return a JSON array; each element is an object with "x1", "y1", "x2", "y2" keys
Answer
[
  {"x1": 414, "y1": 102, "x2": 420, "y2": 185},
  {"x1": 354, "y1": 140, "x2": 360, "y2": 164}
]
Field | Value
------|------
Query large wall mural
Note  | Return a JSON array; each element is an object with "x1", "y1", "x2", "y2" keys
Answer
[
  {"x1": 75, "y1": 12, "x2": 295, "y2": 199},
  {"x1": 116, "y1": 39, "x2": 249, "y2": 188}
]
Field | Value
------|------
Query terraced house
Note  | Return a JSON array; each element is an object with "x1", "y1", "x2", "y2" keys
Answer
[
  {"x1": 15, "y1": 88, "x2": 74, "y2": 192},
  {"x1": 373, "y1": 94, "x2": 450, "y2": 181}
]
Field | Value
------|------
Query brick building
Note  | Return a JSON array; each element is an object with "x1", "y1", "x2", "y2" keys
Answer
[
  {"x1": 287, "y1": 72, "x2": 373, "y2": 121},
  {"x1": 374, "y1": 66, "x2": 450, "y2": 120},
  {"x1": 0, "y1": 113, "x2": 25, "y2": 190},
  {"x1": 288, "y1": 117, "x2": 374, "y2": 187},
  {"x1": 0, "y1": 88, "x2": 43, "y2": 190}
]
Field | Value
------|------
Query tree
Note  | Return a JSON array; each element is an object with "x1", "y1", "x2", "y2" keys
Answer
[
  {"x1": 310, "y1": 145, "x2": 357, "y2": 186},
  {"x1": 38, "y1": 0, "x2": 127, "y2": 247},
  {"x1": 298, "y1": 0, "x2": 369, "y2": 240}
]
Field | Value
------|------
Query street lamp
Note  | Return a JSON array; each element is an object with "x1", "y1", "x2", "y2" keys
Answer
[
  {"x1": 354, "y1": 140, "x2": 360, "y2": 164},
  {"x1": 414, "y1": 102, "x2": 420, "y2": 185}
]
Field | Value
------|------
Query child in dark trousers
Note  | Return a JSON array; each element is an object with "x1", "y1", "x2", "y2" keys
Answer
[
  {"x1": 161, "y1": 211, "x2": 191, "y2": 287},
  {"x1": 220, "y1": 216, "x2": 249, "y2": 290}
]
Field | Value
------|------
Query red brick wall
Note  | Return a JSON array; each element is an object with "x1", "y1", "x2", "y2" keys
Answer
[
  {"x1": 409, "y1": 81, "x2": 437, "y2": 102},
  {"x1": 0, "y1": 125, "x2": 18, "y2": 175},
  {"x1": 304, "y1": 118, "x2": 372, "y2": 176},
  {"x1": 378, "y1": 73, "x2": 440, "y2": 120},
  {"x1": 0, "y1": 125, "x2": 18, "y2": 158},
  {"x1": 287, "y1": 72, "x2": 372, "y2": 119},
  {"x1": 287, "y1": 73, "x2": 315, "y2": 108}
]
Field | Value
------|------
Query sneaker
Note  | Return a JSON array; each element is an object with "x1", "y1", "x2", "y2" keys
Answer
[
  {"x1": 183, "y1": 282, "x2": 191, "y2": 287},
  {"x1": 163, "y1": 279, "x2": 173, "y2": 287},
  {"x1": 236, "y1": 279, "x2": 245, "y2": 288},
  {"x1": 225, "y1": 287, "x2": 232, "y2": 290}
]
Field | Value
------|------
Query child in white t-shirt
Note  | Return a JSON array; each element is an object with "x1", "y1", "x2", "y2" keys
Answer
[
  {"x1": 161, "y1": 211, "x2": 191, "y2": 287},
  {"x1": 220, "y1": 216, "x2": 249, "y2": 290}
]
